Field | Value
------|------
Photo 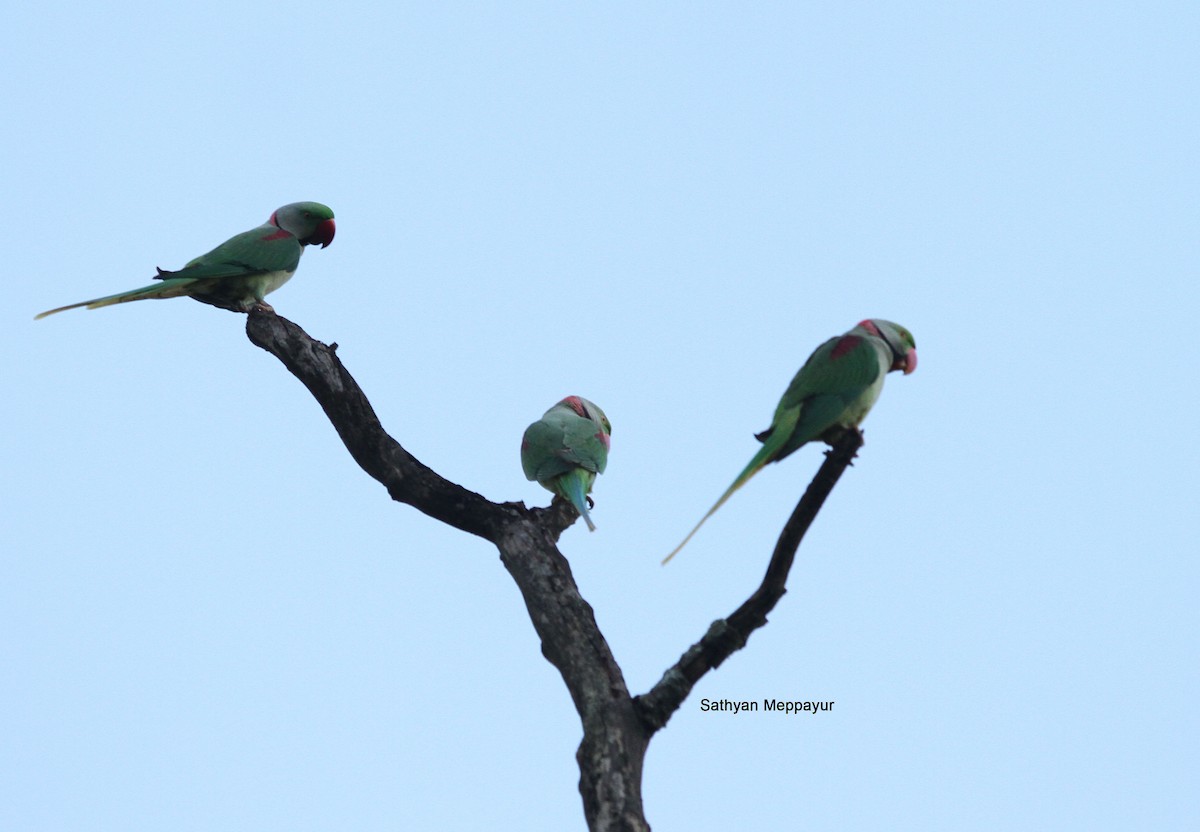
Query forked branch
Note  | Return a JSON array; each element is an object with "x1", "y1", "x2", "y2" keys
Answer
[{"x1": 244, "y1": 309, "x2": 861, "y2": 832}]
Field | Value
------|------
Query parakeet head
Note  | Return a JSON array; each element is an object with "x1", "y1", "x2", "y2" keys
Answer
[
  {"x1": 857, "y1": 319, "x2": 917, "y2": 375},
  {"x1": 270, "y1": 202, "x2": 336, "y2": 248}
]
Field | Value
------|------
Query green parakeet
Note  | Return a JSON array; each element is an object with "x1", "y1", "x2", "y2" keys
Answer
[
  {"x1": 521, "y1": 396, "x2": 612, "y2": 531},
  {"x1": 663, "y1": 319, "x2": 917, "y2": 563},
  {"x1": 36, "y1": 202, "x2": 335, "y2": 319}
]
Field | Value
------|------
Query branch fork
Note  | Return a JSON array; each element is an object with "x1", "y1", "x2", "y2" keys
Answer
[{"x1": 246, "y1": 310, "x2": 863, "y2": 832}]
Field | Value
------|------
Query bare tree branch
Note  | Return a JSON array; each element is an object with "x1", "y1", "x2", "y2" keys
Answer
[
  {"x1": 244, "y1": 309, "x2": 861, "y2": 832},
  {"x1": 245, "y1": 309, "x2": 510, "y2": 539},
  {"x1": 245, "y1": 310, "x2": 648, "y2": 831},
  {"x1": 633, "y1": 429, "x2": 864, "y2": 734}
]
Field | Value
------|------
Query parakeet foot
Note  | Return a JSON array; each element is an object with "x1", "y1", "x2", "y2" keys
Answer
[{"x1": 821, "y1": 425, "x2": 864, "y2": 446}]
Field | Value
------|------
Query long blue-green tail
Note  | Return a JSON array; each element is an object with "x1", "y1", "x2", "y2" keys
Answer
[
  {"x1": 35, "y1": 278, "x2": 199, "y2": 319},
  {"x1": 558, "y1": 469, "x2": 597, "y2": 532},
  {"x1": 662, "y1": 415, "x2": 798, "y2": 564}
]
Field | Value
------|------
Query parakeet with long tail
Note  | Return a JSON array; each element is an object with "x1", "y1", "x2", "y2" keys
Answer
[
  {"x1": 36, "y1": 202, "x2": 335, "y2": 319},
  {"x1": 521, "y1": 396, "x2": 612, "y2": 531},
  {"x1": 663, "y1": 319, "x2": 916, "y2": 563}
]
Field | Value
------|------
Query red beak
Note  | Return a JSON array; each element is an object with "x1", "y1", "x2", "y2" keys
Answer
[
  {"x1": 306, "y1": 218, "x2": 336, "y2": 248},
  {"x1": 901, "y1": 347, "x2": 917, "y2": 375}
]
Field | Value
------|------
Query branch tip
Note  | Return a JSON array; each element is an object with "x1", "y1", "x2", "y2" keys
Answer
[{"x1": 639, "y1": 431, "x2": 864, "y2": 734}]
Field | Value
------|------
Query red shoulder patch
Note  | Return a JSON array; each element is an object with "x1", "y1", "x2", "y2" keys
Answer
[
  {"x1": 261, "y1": 229, "x2": 292, "y2": 241},
  {"x1": 830, "y1": 334, "x2": 862, "y2": 360},
  {"x1": 562, "y1": 395, "x2": 586, "y2": 416}
]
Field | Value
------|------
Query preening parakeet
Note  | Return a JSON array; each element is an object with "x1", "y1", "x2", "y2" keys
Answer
[
  {"x1": 36, "y1": 202, "x2": 335, "y2": 319},
  {"x1": 521, "y1": 396, "x2": 612, "y2": 531},
  {"x1": 663, "y1": 319, "x2": 917, "y2": 563}
]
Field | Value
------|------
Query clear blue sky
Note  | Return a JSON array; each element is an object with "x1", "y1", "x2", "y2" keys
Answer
[{"x1": 3, "y1": 2, "x2": 1197, "y2": 829}]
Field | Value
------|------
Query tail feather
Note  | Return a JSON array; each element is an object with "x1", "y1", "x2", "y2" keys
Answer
[
  {"x1": 36, "y1": 278, "x2": 199, "y2": 319},
  {"x1": 662, "y1": 415, "x2": 798, "y2": 564},
  {"x1": 559, "y1": 470, "x2": 596, "y2": 531}
]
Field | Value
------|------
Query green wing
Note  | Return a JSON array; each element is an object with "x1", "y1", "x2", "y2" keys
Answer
[
  {"x1": 522, "y1": 415, "x2": 607, "y2": 484},
  {"x1": 522, "y1": 419, "x2": 572, "y2": 483},
  {"x1": 558, "y1": 416, "x2": 609, "y2": 474},
  {"x1": 778, "y1": 335, "x2": 882, "y2": 409},
  {"x1": 767, "y1": 334, "x2": 883, "y2": 454},
  {"x1": 159, "y1": 226, "x2": 303, "y2": 280}
]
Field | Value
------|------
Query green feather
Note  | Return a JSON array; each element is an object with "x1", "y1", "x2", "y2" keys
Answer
[
  {"x1": 34, "y1": 278, "x2": 201, "y2": 318},
  {"x1": 661, "y1": 406, "x2": 798, "y2": 564},
  {"x1": 557, "y1": 469, "x2": 598, "y2": 532}
]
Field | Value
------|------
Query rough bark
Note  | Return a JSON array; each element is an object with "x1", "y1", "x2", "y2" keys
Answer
[
  {"x1": 245, "y1": 310, "x2": 862, "y2": 831},
  {"x1": 633, "y1": 430, "x2": 863, "y2": 732}
]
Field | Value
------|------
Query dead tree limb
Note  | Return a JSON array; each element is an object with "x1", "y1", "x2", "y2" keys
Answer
[
  {"x1": 245, "y1": 310, "x2": 863, "y2": 832},
  {"x1": 633, "y1": 430, "x2": 863, "y2": 733}
]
